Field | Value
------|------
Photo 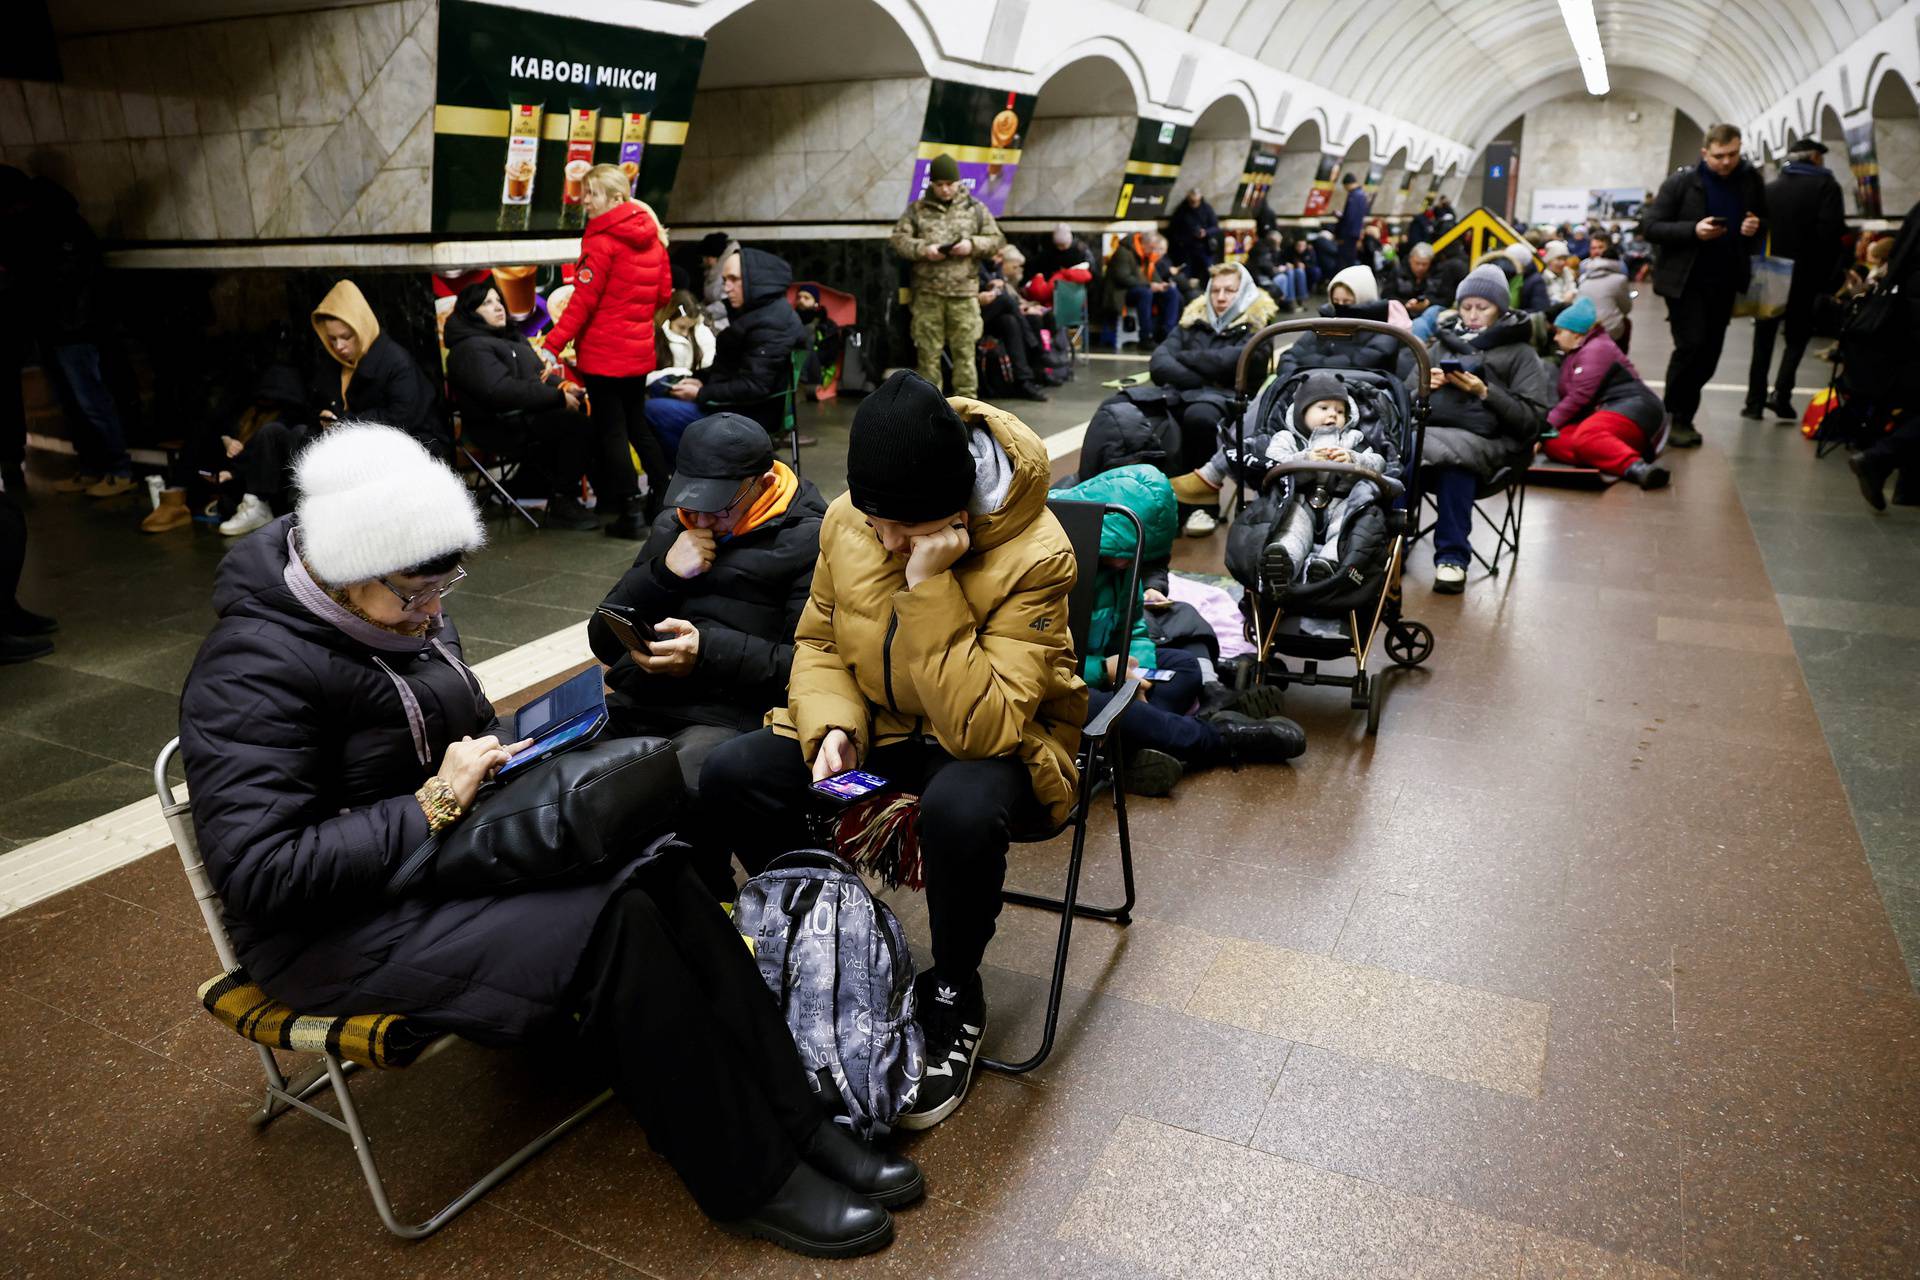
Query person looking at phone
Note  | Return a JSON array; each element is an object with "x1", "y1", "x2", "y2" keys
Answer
[
  {"x1": 588, "y1": 412, "x2": 825, "y2": 802},
  {"x1": 1410, "y1": 265, "x2": 1553, "y2": 593},
  {"x1": 702, "y1": 369, "x2": 1084, "y2": 1132},
  {"x1": 308, "y1": 279, "x2": 446, "y2": 453},
  {"x1": 180, "y1": 421, "x2": 909, "y2": 1259},
  {"x1": 892, "y1": 152, "x2": 1004, "y2": 399},
  {"x1": 1641, "y1": 122, "x2": 1768, "y2": 448}
]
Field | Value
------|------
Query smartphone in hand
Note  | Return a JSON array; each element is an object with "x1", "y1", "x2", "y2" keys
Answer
[
  {"x1": 810, "y1": 769, "x2": 890, "y2": 805},
  {"x1": 596, "y1": 604, "x2": 659, "y2": 653}
]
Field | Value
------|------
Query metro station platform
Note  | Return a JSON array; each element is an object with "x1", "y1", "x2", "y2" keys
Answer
[{"x1": 0, "y1": 303, "x2": 1915, "y2": 1277}]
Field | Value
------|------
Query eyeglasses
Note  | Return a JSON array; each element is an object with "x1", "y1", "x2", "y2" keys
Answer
[
  {"x1": 685, "y1": 479, "x2": 758, "y2": 519},
  {"x1": 380, "y1": 565, "x2": 466, "y2": 612}
]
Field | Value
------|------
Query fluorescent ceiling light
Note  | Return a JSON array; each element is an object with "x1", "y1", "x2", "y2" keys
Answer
[{"x1": 1558, "y1": 0, "x2": 1610, "y2": 95}]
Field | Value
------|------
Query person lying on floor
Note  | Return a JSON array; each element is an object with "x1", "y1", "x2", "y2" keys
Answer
[
  {"x1": 177, "y1": 421, "x2": 914, "y2": 1259},
  {"x1": 702, "y1": 369, "x2": 1085, "y2": 1134},
  {"x1": 1543, "y1": 297, "x2": 1670, "y2": 490},
  {"x1": 1050, "y1": 462, "x2": 1304, "y2": 796}
]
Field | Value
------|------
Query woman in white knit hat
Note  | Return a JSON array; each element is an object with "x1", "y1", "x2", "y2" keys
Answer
[{"x1": 177, "y1": 422, "x2": 912, "y2": 1258}]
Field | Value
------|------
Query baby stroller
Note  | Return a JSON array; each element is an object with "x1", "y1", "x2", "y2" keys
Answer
[{"x1": 1220, "y1": 319, "x2": 1435, "y2": 735}]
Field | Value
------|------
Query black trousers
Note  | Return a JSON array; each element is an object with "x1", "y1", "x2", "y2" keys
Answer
[
  {"x1": 981, "y1": 293, "x2": 1035, "y2": 383},
  {"x1": 575, "y1": 856, "x2": 822, "y2": 1221},
  {"x1": 701, "y1": 728, "x2": 1036, "y2": 987},
  {"x1": 0, "y1": 488, "x2": 25, "y2": 611},
  {"x1": 1177, "y1": 399, "x2": 1229, "y2": 473},
  {"x1": 464, "y1": 408, "x2": 593, "y2": 501},
  {"x1": 577, "y1": 374, "x2": 669, "y2": 511},
  {"x1": 1747, "y1": 295, "x2": 1816, "y2": 409},
  {"x1": 237, "y1": 420, "x2": 314, "y2": 512},
  {"x1": 0, "y1": 342, "x2": 24, "y2": 471},
  {"x1": 1662, "y1": 280, "x2": 1738, "y2": 426}
]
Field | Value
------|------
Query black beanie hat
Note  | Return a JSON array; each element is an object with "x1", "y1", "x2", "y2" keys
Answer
[
  {"x1": 847, "y1": 370, "x2": 975, "y2": 522},
  {"x1": 929, "y1": 153, "x2": 961, "y2": 183},
  {"x1": 699, "y1": 231, "x2": 730, "y2": 257},
  {"x1": 1294, "y1": 371, "x2": 1349, "y2": 421}
]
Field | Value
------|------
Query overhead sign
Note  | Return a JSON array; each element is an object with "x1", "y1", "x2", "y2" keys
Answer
[
  {"x1": 1430, "y1": 206, "x2": 1530, "y2": 263},
  {"x1": 1114, "y1": 118, "x2": 1191, "y2": 219},
  {"x1": 432, "y1": 0, "x2": 704, "y2": 233},
  {"x1": 909, "y1": 81, "x2": 1035, "y2": 216}
]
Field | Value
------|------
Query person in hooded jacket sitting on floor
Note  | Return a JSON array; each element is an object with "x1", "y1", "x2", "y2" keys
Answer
[
  {"x1": 1149, "y1": 262, "x2": 1279, "y2": 537},
  {"x1": 1543, "y1": 297, "x2": 1669, "y2": 489},
  {"x1": 309, "y1": 279, "x2": 445, "y2": 453},
  {"x1": 443, "y1": 281, "x2": 599, "y2": 530},
  {"x1": 177, "y1": 421, "x2": 918, "y2": 1260}
]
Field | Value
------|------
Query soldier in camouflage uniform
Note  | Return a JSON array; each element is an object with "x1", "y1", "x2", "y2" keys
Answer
[{"x1": 890, "y1": 153, "x2": 1003, "y2": 398}]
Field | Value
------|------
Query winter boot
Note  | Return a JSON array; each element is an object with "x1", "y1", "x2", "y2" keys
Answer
[{"x1": 141, "y1": 487, "x2": 193, "y2": 533}]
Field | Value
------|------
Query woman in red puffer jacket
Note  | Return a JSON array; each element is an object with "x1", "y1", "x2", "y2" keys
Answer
[{"x1": 543, "y1": 165, "x2": 674, "y2": 537}]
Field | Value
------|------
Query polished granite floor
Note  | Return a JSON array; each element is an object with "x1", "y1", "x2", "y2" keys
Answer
[{"x1": 0, "y1": 304, "x2": 1915, "y2": 1277}]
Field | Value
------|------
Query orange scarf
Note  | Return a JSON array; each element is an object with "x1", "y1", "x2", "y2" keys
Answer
[{"x1": 678, "y1": 460, "x2": 798, "y2": 538}]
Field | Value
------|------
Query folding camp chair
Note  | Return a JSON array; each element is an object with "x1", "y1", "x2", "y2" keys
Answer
[
  {"x1": 981, "y1": 499, "x2": 1144, "y2": 1075},
  {"x1": 153, "y1": 739, "x2": 612, "y2": 1239},
  {"x1": 1052, "y1": 279, "x2": 1089, "y2": 364},
  {"x1": 1414, "y1": 464, "x2": 1527, "y2": 577},
  {"x1": 707, "y1": 349, "x2": 808, "y2": 478},
  {"x1": 452, "y1": 410, "x2": 542, "y2": 531}
]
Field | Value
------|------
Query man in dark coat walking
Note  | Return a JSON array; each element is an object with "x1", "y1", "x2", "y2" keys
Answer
[
  {"x1": 1743, "y1": 138, "x2": 1844, "y2": 421},
  {"x1": 1642, "y1": 122, "x2": 1768, "y2": 447},
  {"x1": 1334, "y1": 173, "x2": 1370, "y2": 269},
  {"x1": 589, "y1": 413, "x2": 826, "y2": 799}
]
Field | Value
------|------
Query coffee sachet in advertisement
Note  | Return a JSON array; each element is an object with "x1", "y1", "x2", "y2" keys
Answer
[
  {"x1": 498, "y1": 101, "x2": 544, "y2": 231},
  {"x1": 559, "y1": 106, "x2": 600, "y2": 229},
  {"x1": 618, "y1": 112, "x2": 649, "y2": 195}
]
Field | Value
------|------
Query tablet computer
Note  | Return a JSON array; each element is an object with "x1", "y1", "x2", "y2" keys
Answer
[{"x1": 499, "y1": 667, "x2": 609, "y2": 777}]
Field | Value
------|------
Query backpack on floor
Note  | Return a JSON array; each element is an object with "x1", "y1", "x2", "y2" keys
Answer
[{"x1": 732, "y1": 849, "x2": 923, "y2": 1139}]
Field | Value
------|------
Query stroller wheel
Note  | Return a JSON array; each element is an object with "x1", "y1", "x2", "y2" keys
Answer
[
  {"x1": 1350, "y1": 672, "x2": 1370, "y2": 711},
  {"x1": 1386, "y1": 620, "x2": 1434, "y2": 668},
  {"x1": 1366, "y1": 672, "x2": 1384, "y2": 735}
]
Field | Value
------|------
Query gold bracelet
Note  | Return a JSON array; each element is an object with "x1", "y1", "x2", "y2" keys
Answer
[{"x1": 415, "y1": 776, "x2": 465, "y2": 834}]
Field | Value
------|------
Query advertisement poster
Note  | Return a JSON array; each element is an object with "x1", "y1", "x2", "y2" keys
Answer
[
  {"x1": 1845, "y1": 122, "x2": 1881, "y2": 217},
  {"x1": 908, "y1": 80, "x2": 1035, "y2": 216},
  {"x1": 1231, "y1": 142, "x2": 1283, "y2": 218},
  {"x1": 1586, "y1": 187, "x2": 1644, "y2": 222},
  {"x1": 1365, "y1": 159, "x2": 1387, "y2": 196},
  {"x1": 1530, "y1": 188, "x2": 1589, "y2": 225},
  {"x1": 1301, "y1": 152, "x2": 1340, "y2": 216},
  {"x1": 432, "y1": 0, "x2": 705, "y2": 233},
  {"x1": 1114, "y1": 118, "x2": 1191, "y2": 219}
]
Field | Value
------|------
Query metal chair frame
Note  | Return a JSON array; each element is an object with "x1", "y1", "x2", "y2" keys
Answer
[
  {"x1": 154, "y1": 738, "x2": 612, "y2": 1239},
  {"x1": 706, "y1": 348, "x2": 807, "y2": 477},
  {"x1": 1412, "y1": 464, "x2": 1527, "y2": 578},
  {"x1": 980, "y1": 500, "x2": 1144, "y2": 1075}
]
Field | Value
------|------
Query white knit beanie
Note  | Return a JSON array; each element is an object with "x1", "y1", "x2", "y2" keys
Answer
[
  {"x1": 294, "y1": 423, "x2": 484, "y2": 585},
  {"x1": 1327, "y1": 265, "x2": 1379, "y2": 305}
]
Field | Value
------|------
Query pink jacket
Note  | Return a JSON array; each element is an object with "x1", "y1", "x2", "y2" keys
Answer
[{"x1": 1549, "y1": 327, "x2": 1661, "y2": 433}]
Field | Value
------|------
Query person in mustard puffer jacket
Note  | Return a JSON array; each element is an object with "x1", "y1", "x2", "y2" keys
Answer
[{"x1": 703, "y1": 369, "x2": 1081, "y2": 1134}]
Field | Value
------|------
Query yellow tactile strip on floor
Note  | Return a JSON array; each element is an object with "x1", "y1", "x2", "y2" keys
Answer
[
  {"x1": 1057, "y1": 1115, "x2": 1683, "y2": 1279},
  {"x1": 1185, "y1": 938, "x2": 1552, "y2": 1098}
]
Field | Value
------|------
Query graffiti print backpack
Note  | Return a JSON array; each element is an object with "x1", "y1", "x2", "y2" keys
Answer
[{"x1": 732, "y1": 849, "x2": 923, "y2": 1139}]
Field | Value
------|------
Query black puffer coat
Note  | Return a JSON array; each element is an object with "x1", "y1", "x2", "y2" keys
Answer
[
  {"x1": 699, "y1": 248, "x2": 807, "y2": 415},
  {"x1": 1642, "y1": 161, "x2": 1768, "y2": 298},
  {"x1": 1411, "y1": 313, "x2": 1553, "y2": 482},
  {"x1": 308, "y1": 339, "x2": 445, "y2": 450},
  {"x1": 179, "y1": 517, "x2": 653, "y2": 1042},
  {"x1": 1077, "y1": 384, "x2": 1184, "y2": 479},
  {"x1": 1275, "y1": 301, "x2": 1406, "y2": 383},
  {"x1": 1149, "y1": 281, "x2": 1281, "y2": 399},
  {"x1": 588, "y1": 477, "x2": 827, "y2": 732},
  {"x1": 443, "y1": 308, "x2": 567, "y2": 428}
]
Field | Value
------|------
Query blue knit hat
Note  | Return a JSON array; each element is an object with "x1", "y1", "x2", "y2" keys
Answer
[
  {"x1": 1454, "y1": 264, "x2": 1510, "y2": 312},
  {"x1": 1554, "y1": 296, "x2": 1598, "y2": 334}
]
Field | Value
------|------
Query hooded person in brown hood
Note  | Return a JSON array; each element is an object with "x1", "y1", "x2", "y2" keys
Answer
[
  {"x1": 309, "y1": 279, "x2": 446, "y2": 452},
  {"x1": 702, "y1": 369, "x2": 1083, "y2": 1133}
]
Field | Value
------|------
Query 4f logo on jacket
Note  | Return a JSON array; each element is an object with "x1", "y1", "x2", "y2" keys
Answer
[{"x1": 1029, "y1": 616, "x2": 1052, "y2": 632}]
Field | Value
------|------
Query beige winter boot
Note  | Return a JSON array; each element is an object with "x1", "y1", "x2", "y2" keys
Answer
[{"x1": 140, "y1": 487, "x2": 192, "y2": 533}]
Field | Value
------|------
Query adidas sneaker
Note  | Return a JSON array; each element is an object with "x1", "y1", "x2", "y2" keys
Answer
[{"x1": 896, "y1": 973, "x2": 986, "y2": 1131}]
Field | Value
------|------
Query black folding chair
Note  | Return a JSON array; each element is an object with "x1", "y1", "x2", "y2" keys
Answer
[
  {"x1": 1414, "y1": 464, "x2": 1526, "y2": 577},
  {"x1": 451, "y1": 407, "x2": 541, "y2": 531},
  {"x1": 981, "y1": 498, "x2": 1144, "y2": 1075}
]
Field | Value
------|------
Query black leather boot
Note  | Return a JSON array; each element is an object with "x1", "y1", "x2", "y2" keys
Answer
[
  {"x1": 724, "y1": 1160, "x2": 893, "y2": 1258},
  {"x1": 603, "y1": 495, "x2": 651, "y2": 540},
  {"x1": 1201, "y1": 710, "x2": 1306, "y2": 764},
  {"x1": 802, "y1": 1120, "x2": 925, "y2": 1208}
]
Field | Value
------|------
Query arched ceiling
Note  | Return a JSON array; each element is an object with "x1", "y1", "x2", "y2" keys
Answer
[{"x1": 1127, "y1": 0, "x2": 1905, "y2": 145}]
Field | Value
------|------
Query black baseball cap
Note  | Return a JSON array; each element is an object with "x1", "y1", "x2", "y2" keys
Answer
[{"x1": 660, "y1": 413, "x2": 775, "y2": 512}]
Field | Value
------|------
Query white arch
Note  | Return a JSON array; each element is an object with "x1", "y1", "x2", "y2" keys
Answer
[{"x1": 1027, "y1": 37, "x2": 1151, "y2": 118}]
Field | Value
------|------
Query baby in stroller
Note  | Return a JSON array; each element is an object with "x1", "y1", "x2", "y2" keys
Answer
[{"x1": 1259, "y1": 371, "x2": 1389, "y2": 588}]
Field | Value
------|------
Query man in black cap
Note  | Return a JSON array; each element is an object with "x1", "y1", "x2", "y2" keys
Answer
[
  {"x1": 589, "y1": 412, "x2": 826, "y2": 798},
  {"x1": 703, "y1": 370, "x2": 1083, "y2": 1132},
  {"x1": 1743, "y1": 137, "x2": 1845, "y2": 422},
  {"x1": 891, "y1": 152, "x2": 1003, "y2": 398}
]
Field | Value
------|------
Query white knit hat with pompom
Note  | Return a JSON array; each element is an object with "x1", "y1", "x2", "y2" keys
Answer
[{"x1": 294, "y1": 422, "x2": 484, "y2": 585}]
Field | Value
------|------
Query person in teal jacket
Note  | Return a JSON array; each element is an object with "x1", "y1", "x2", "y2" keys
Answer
[{"x1": 1050, "y1": 464, "x2": 1306, "y2": 795}]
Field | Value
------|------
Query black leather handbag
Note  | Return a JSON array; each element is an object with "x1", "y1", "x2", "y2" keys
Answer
[{"x1": 386, "y1": 735, "x2": 686, "y2": 899}]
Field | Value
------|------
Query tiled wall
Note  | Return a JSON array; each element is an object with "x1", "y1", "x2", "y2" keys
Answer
[
  {"x1": 1269, "y1": 149, "x2": 1323, "y2": 219},
  {"x1": 1177, "y1": 137, "x2": 1247, "y2": 211},
  {"x1": 1873, "y1": 116, "x2": 1918, "y2": 217},
  {"x1": 1004, "y1": 115, "x2": 1134, "y2": 218},
  {"x1": 0, "y1": 0, "x2": 435, "y2": 241},
  {"x1": 670, "y1": 77, "x2": 931, "y2": 224}
]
